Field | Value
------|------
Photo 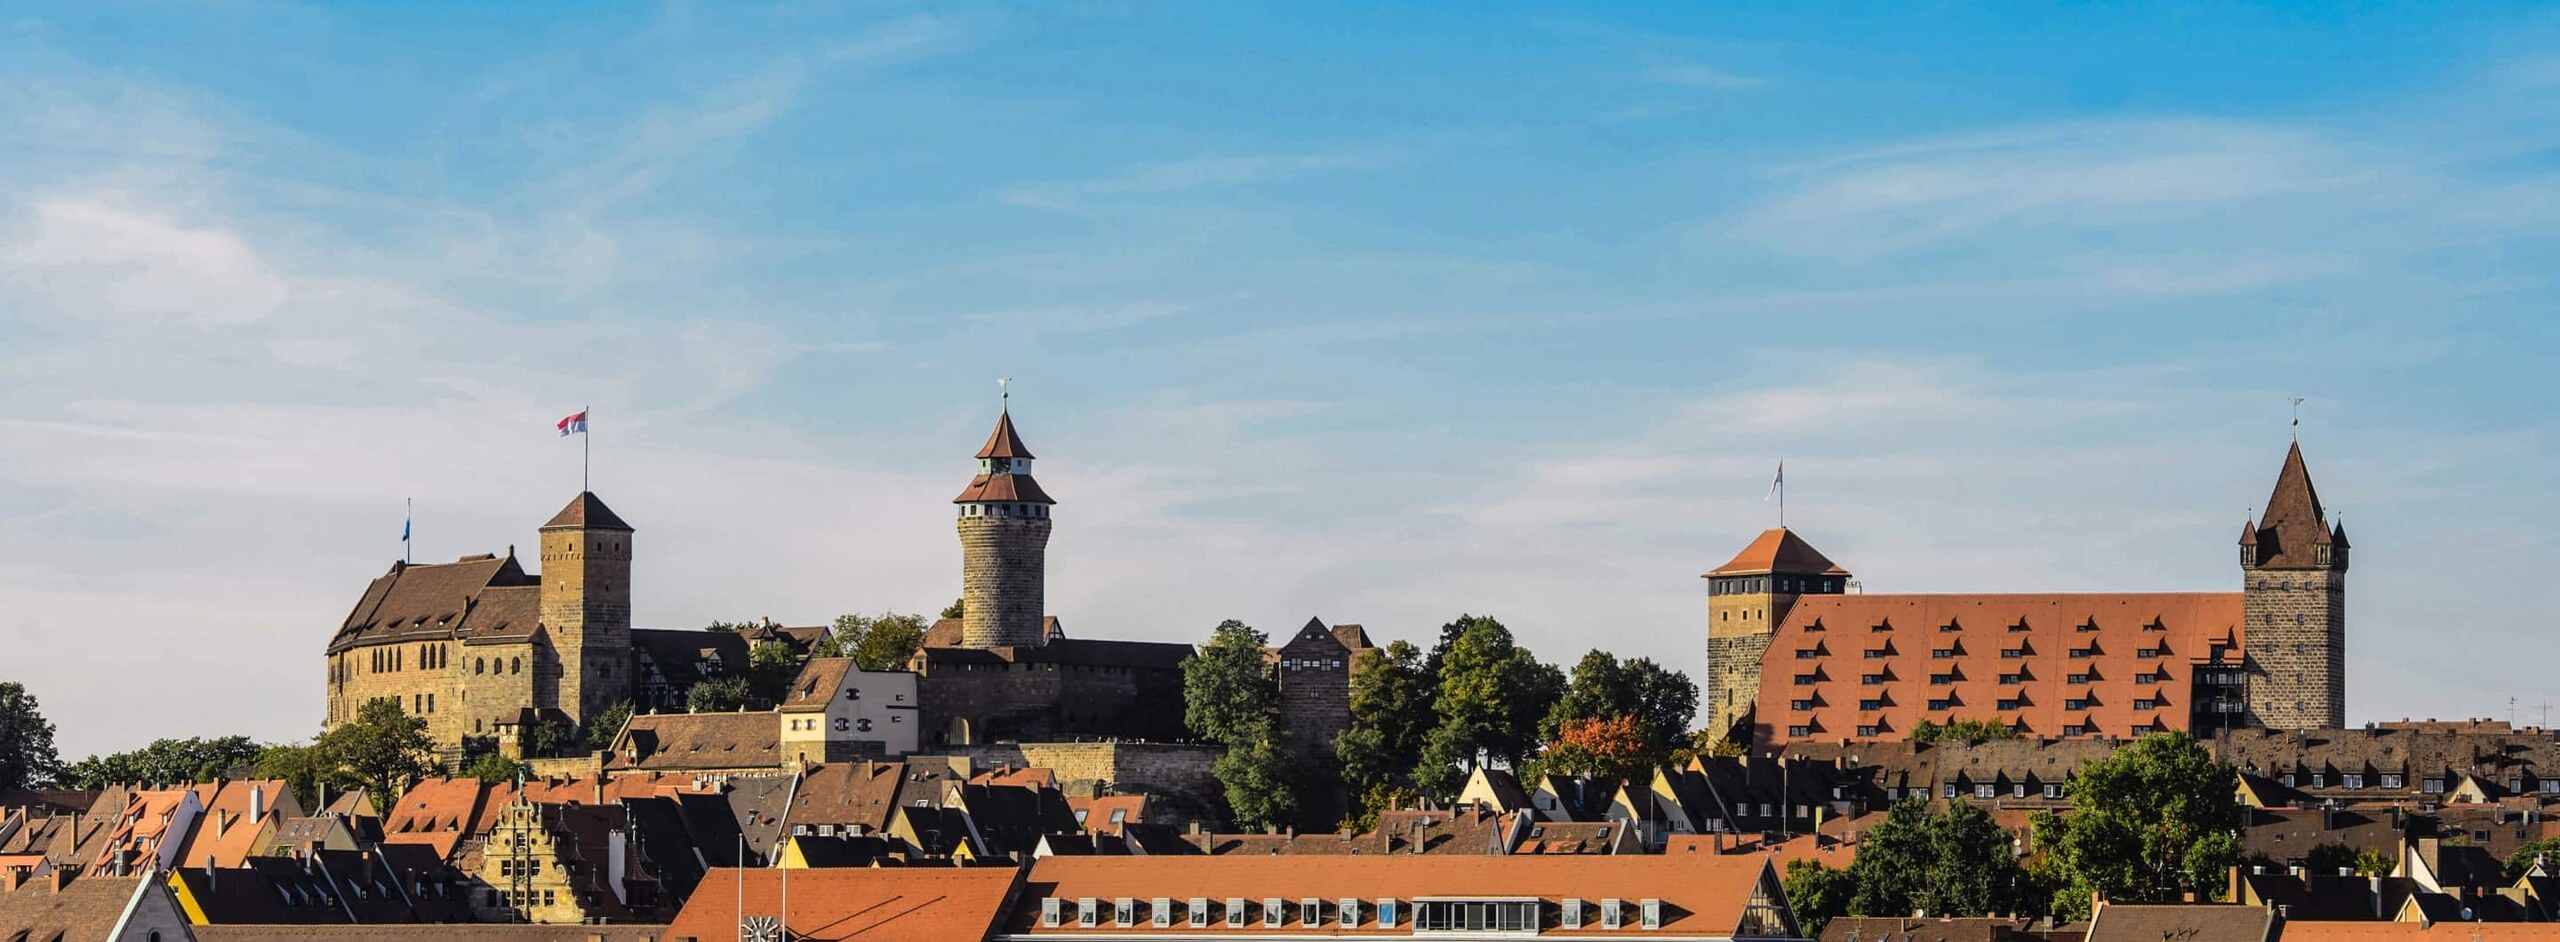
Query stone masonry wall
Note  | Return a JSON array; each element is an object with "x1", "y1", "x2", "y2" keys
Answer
[
  {"x1": 539, "y1": 525, "x2": 632, "y2": 725},
  {"x1": 944, "y1": 742, "x2": 1221, "y2": 805},
  {"x1": 1706, "y1": 632, "x2": 1772, "y2": 742},
  {"x1": 2244, "y1": 569, "x2": 2347, "y2": 729},
  {"x1": 957, "y1": 515, "x2": 1050, "y2": 649}
]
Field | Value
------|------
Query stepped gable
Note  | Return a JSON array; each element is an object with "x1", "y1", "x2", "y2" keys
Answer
[{"x1": 1707, "y1": 527, "x2": 1850, "y2": 576}]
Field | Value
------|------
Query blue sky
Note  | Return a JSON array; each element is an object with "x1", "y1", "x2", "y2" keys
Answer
[{"x1": 2, "y1": 2, "x2": 2556, "y2": 757}]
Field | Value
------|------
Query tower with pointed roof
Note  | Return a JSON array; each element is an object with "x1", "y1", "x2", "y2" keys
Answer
[
  {"x1": 539, "y1": 491, "x2": 634, "y2": 724},
  {"x1": 1702, "y1": 528, "x2": 1851, "y2": 741},
  {"x1": 2240, "y1": 442, "x2": 2349, "y2": 729},
  {"x1": 953, "y1": 407, "x2": 1055, "y2": 649}
]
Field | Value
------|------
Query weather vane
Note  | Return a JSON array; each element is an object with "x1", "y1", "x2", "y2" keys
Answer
[
  {"x1": 999, "y1": 377, "x2": 1012, "y2": 406},
  {"x1": 2290, "y1": 397, "x2": 2305, "y2": 440}
]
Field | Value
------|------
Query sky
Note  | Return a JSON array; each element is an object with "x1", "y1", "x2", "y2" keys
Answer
[{"x1": 2, "y1": 2, "x2": 2556, "y2": 759}]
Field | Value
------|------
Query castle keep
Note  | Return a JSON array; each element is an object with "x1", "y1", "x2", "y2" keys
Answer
[{"x1": 1713, "y1": 440, "x2": 2351, "y2": 745}]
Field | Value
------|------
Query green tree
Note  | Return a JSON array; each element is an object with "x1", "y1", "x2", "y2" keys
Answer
[
  {"x1": 0, "y1": 682, "x2": 61, "y2": 790},
  {"x1": 829, "y1": 612, "x2": 929, "y2": 671},
  {"x1": 1417, "y1": 615, "x2": 1561, "y2": 792},
  {"x1": 940, "y1": 598, "x2": 965, "y2": 620},
  {"x1": 2304, "y1": 842, "x2": 2358, "y2": 877},
  {"x1": 1784, "y1": 859, "x2": 1856, "y2": 935},
  {"x1": 1335, "y1": 641, "x2": 1433, "y2": 813},
  {"x1": 2031, "y1": 732, "x2": 2243, "y2": 921},
  {"x1": 687, "y1": 676, "x2": 751, "y2": 713},
  {"x1": 746, "y1": 641, "x2": 802, "y2": 708},
  {"x1": 251, "y1": 743, "x2": 350, "y2": 811},
  {"x1": 1182, "y1": 620, "x2": 1276, "y2": 746},
  {"x1": 1908, "y1": 718, "x2": 2024, "y2": 746},
  {"x1": 521, "y1": 715, "x2": 576, "y2": 758},
  {"x1": 1668, "y1": 728, "x2": 1746, "y2": 766},
  {"x1": 1542, "y1": 651, "x2": 1697, "y2": 765},
  {"x1": 1849, "y1": 798, "x2": 2030, "y2": 919},
  {"x1": 321, "y1": 698, "x2": 436, "y2": 817},
  {"x1": 585, "y1": 701, "x2": 633, "y2": 751},
  {"x1": 1212, "y1": 716, "x2": 1297, "y2": 831},
  {"x1": 464, "y1": 752, "x2": 526, "y2": 784},
  {"x1": 2506, "y1": 838, "x2": 2560, "y2": 878},
  {"x1": 58, "y1": 736, "x2": 263, "y2": 787}
]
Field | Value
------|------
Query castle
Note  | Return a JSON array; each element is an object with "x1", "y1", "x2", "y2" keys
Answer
[
  {"x1": 324, "y1": 405, "x2": 1196, "y2": 760},
  {"x1": 1707, "y1": 441, "x2": 2349, "y2": 745}
]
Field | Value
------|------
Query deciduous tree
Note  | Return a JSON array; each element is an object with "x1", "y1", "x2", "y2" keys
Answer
[
  {"x1": 585, "y1": 701, "x2": 633, "y2": 751},
  {"x1": 0, "y1": 682, "x2": 60, "y2": 790},
  {"x1": 1908, "y1": 717, "x2": 2023, "y2": 745},
  {"x1": 58, "y1": 736, "x2": 262, "y2": 787},
  {"x1": 1849, "y1": 798, "x2": 2030, "y2": 919},
  {"x1": 1213, "y1": 716, "x2": 1297, "y2": 832},
  {"x1": 1784, "y1": 860, "x2": 1856, "y2": 935},
  {"x1": 826, "y1": 612, "x2": 930, "y2": 670},
  {"x1": 1543, "y1": 651, "x2": 1698, "y2": 765},
  {"x1": 2030, "y1": 732, "x2": 2243, "y2": 921},
  {"x1": 1182, "y1": 620, "x2": 1276, "y2": 746},
  {"x1": 1418, "y1": 615, "x2": 1560, "y2": 790},
  {"x1": 1336, "y1": 641, "x2": 1432, "y2": 813},
  {"x1": 686, "y1": 676, "x2": 751, "y2": 713},
  {"x1": 321, "y1": 698, "x2": 436, "y2": 817}
]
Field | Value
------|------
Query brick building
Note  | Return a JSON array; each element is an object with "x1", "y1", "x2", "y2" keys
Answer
[
  {"x1": 909, "y1": 407, "x2": 1193, "y2": 747},
  {"x1": 1721, "y1": 440, "x2": 2348, "y2": 745}
]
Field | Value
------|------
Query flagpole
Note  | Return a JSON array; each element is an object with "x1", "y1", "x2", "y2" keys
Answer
[
  {"x1": 583, "y1": 405, "x2": 592, "y2": 494},
  {"x1": 404, "y1": 498, "x2": 412, "y2": 563}
]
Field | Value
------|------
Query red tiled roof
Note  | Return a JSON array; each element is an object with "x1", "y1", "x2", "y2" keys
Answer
[
  {"x1": 1756, "y1": 592, "x2": 2244, "y2": 745},
  {"x1": 666, "y1": 867, "x2": 1022, "y2": 942},
  {"x1": 1706, "y1": 528, "x2": 1850, "y2": 577},
  {"x1": 1014, "y1": 854, "x2": 1786, "y2": 937},
  {"x1": 978, "y1": 411, "x2": 1036, "y2": 459},
  {"x1": 953, "y1": 473, "x2": 1056, "y2": 505}
]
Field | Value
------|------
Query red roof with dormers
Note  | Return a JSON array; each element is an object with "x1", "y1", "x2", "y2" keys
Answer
[
  {"x1": 1755, "y1": 591, "x2": 2246, "y2": 746},
  {"x1": 1705, "y1": 528, "x2": 1850, "y2": 577}
]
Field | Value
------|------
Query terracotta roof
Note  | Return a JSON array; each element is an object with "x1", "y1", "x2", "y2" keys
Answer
[
  {"x1": 668, "y1": 867, "x2": 1021, "y2": 942},
  {"x1": 2248, "y1": 442, "x2": 2331, "y2": 570},
  {"x1": 787, "y1": 761, "x2": 922, "y2": 834},
  {"x1": 2084, "y1": 904, "x2": 2272, "y2": 942},
  {"x1": 196, "y1": 927, "x2": 670, "y2": 941},
  {"x1": 1013, "y1": 853, "x2": 1789, "y2": 937},
  {"x1": 539, "y1": 491, "x2": 632, "y2": 531},
  {"x1": 1330, "y1": 623, "x2": 1374, "y2": 652},
  {"x1": 978, "y1": 410, "x2": 1036, "y2": 459},
  {"x1": 0, "y1": 873, "x2": 154, "y2": 940},
  {"x1": 953, "y1": 472, "x2": 1056, "y2": 505},
  {"x1": 1756, "y1": 591, "x2": 2244, "y2": 745},
  {"x1": 782, "y1": 657, "x2": 858, "y2": 712},
  {"x1": 2278, "y1": 923, "x2": 2560, "y2": 942},
  {"x1": 1068, "y1": 796, "x2": 1148, "y2": 837},
  {"x1": 175, "y1": 780, "x2": 297, "y2": 869},
  {"x1": 1706, "y1": 528, "x2": 1851, "y2": 577},
  {"x1": 606, "y1": 712, "x2": 782, "y2": 773}
]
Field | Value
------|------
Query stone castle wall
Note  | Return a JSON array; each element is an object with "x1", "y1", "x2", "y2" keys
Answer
[
  {"x1": 2244, "y1": 569, "x2": 2347, "y2": 729},
  {"x1": 957, "y1": 516, "x2": 1050, "y2": 649},
  {"x1": 944, "y1": 742, "x2": 1221, "y2": 805},
  {"x1": 1706, "y1": 632, "x2": 1772, "y2": 742}
]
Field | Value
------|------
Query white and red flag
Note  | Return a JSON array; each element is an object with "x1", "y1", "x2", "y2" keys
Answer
[{"x1": 557, "y1": 410, "x2": 588, "y2": 437}]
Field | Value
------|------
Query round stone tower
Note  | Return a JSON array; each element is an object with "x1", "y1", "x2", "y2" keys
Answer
[{"x1": 952, "y1": 407, "x2": 1055, "y2": 649}]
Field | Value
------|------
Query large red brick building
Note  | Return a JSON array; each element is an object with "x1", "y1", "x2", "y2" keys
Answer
[{"x1": 1713, "y1": 441, "x2": 2349, "y2": 746}]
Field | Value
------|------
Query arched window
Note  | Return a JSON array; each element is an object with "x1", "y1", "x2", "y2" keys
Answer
[
  {"x1": 511, "y1": 657, "x2": 522, "y2": 675},
  {"x1": 474, "y1": 658, "x2": 484, "y2": 675}
]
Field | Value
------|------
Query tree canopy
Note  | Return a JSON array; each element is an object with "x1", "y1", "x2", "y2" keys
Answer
[
  {"x1": 0, "y1": 682, "x2": 61, "y2": 790},
  {"x1": 1182, "y1": 620, "x2": 1277, "y2": 746},
  {"x1": 58, "y1": 735, "x2": 262, "y2": 787},
  {"x1": 1543, "y1": 650, "x2": 1698, "y2": 765},
  {"x1": 1531, "y1": 716, "x2": 1653, "y2": 784},
  {"x1": 1908, "y1": 717, "x2": 2024, "y2": 746},
  {"x1": 1783, "y1": 860, "x2": 1855, "y2": 936},
  {"x1": 826, "y1": 612, "x2": 930, "y2": 671},
  {"x1": 686, "y1": 676, "x2": 751, "y2": 713},
  {"x1": 1415, "y1": 615, "x2": 1561, "y2": 797},
  {"x1": 322, "y1": 698, "x2": 437, "y2": 816},
  {"x1": 1848, "y1": 798, "x2": 2032, "y2": 919},
  {"x1": 2030, "y1": 732, "x2": 2243, "y2": 921},
  {"x1": 1336, "y1": 641, "x2": 1433, "y2": 815},
  {"x1": 585, "y1": 701, "x2": 633, "y2": 751}
]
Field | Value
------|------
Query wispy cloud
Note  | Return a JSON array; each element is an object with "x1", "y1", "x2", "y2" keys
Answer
[
  {"x1": 1000, "y1": 152, "x2": 1373, "y2": 211},
  {"x1": 1646, "y1": 62, "x2": 1763, "y2": 90}
]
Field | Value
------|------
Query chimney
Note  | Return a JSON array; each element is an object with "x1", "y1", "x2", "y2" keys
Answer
[
  {"x1": 48, "y1": 868, "x2": 71, "y2": 893},
  {"x1": 3, "y1": 867, "x2": 26, "y2": 892},
  {"x1": 250, "y1": 785, "x2": 266, "y2": 822},
  {"x1": 2371, "y1": 875, "x2": 2384, "y2": 919}
]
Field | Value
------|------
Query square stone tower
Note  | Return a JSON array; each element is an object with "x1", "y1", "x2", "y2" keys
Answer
[
  {"x1": 952, "y1": 408, "x2": 1055, "y2": 649},
  {"x1": 538, "y1": 492, "x2": 633, "y2": 726},
  {"x1": 2240, "y1": 441, "x2": 2349, "y2": 730},
  {"x1": 1703, "y1": 528, "x2": 1850, "y2": 742}
]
